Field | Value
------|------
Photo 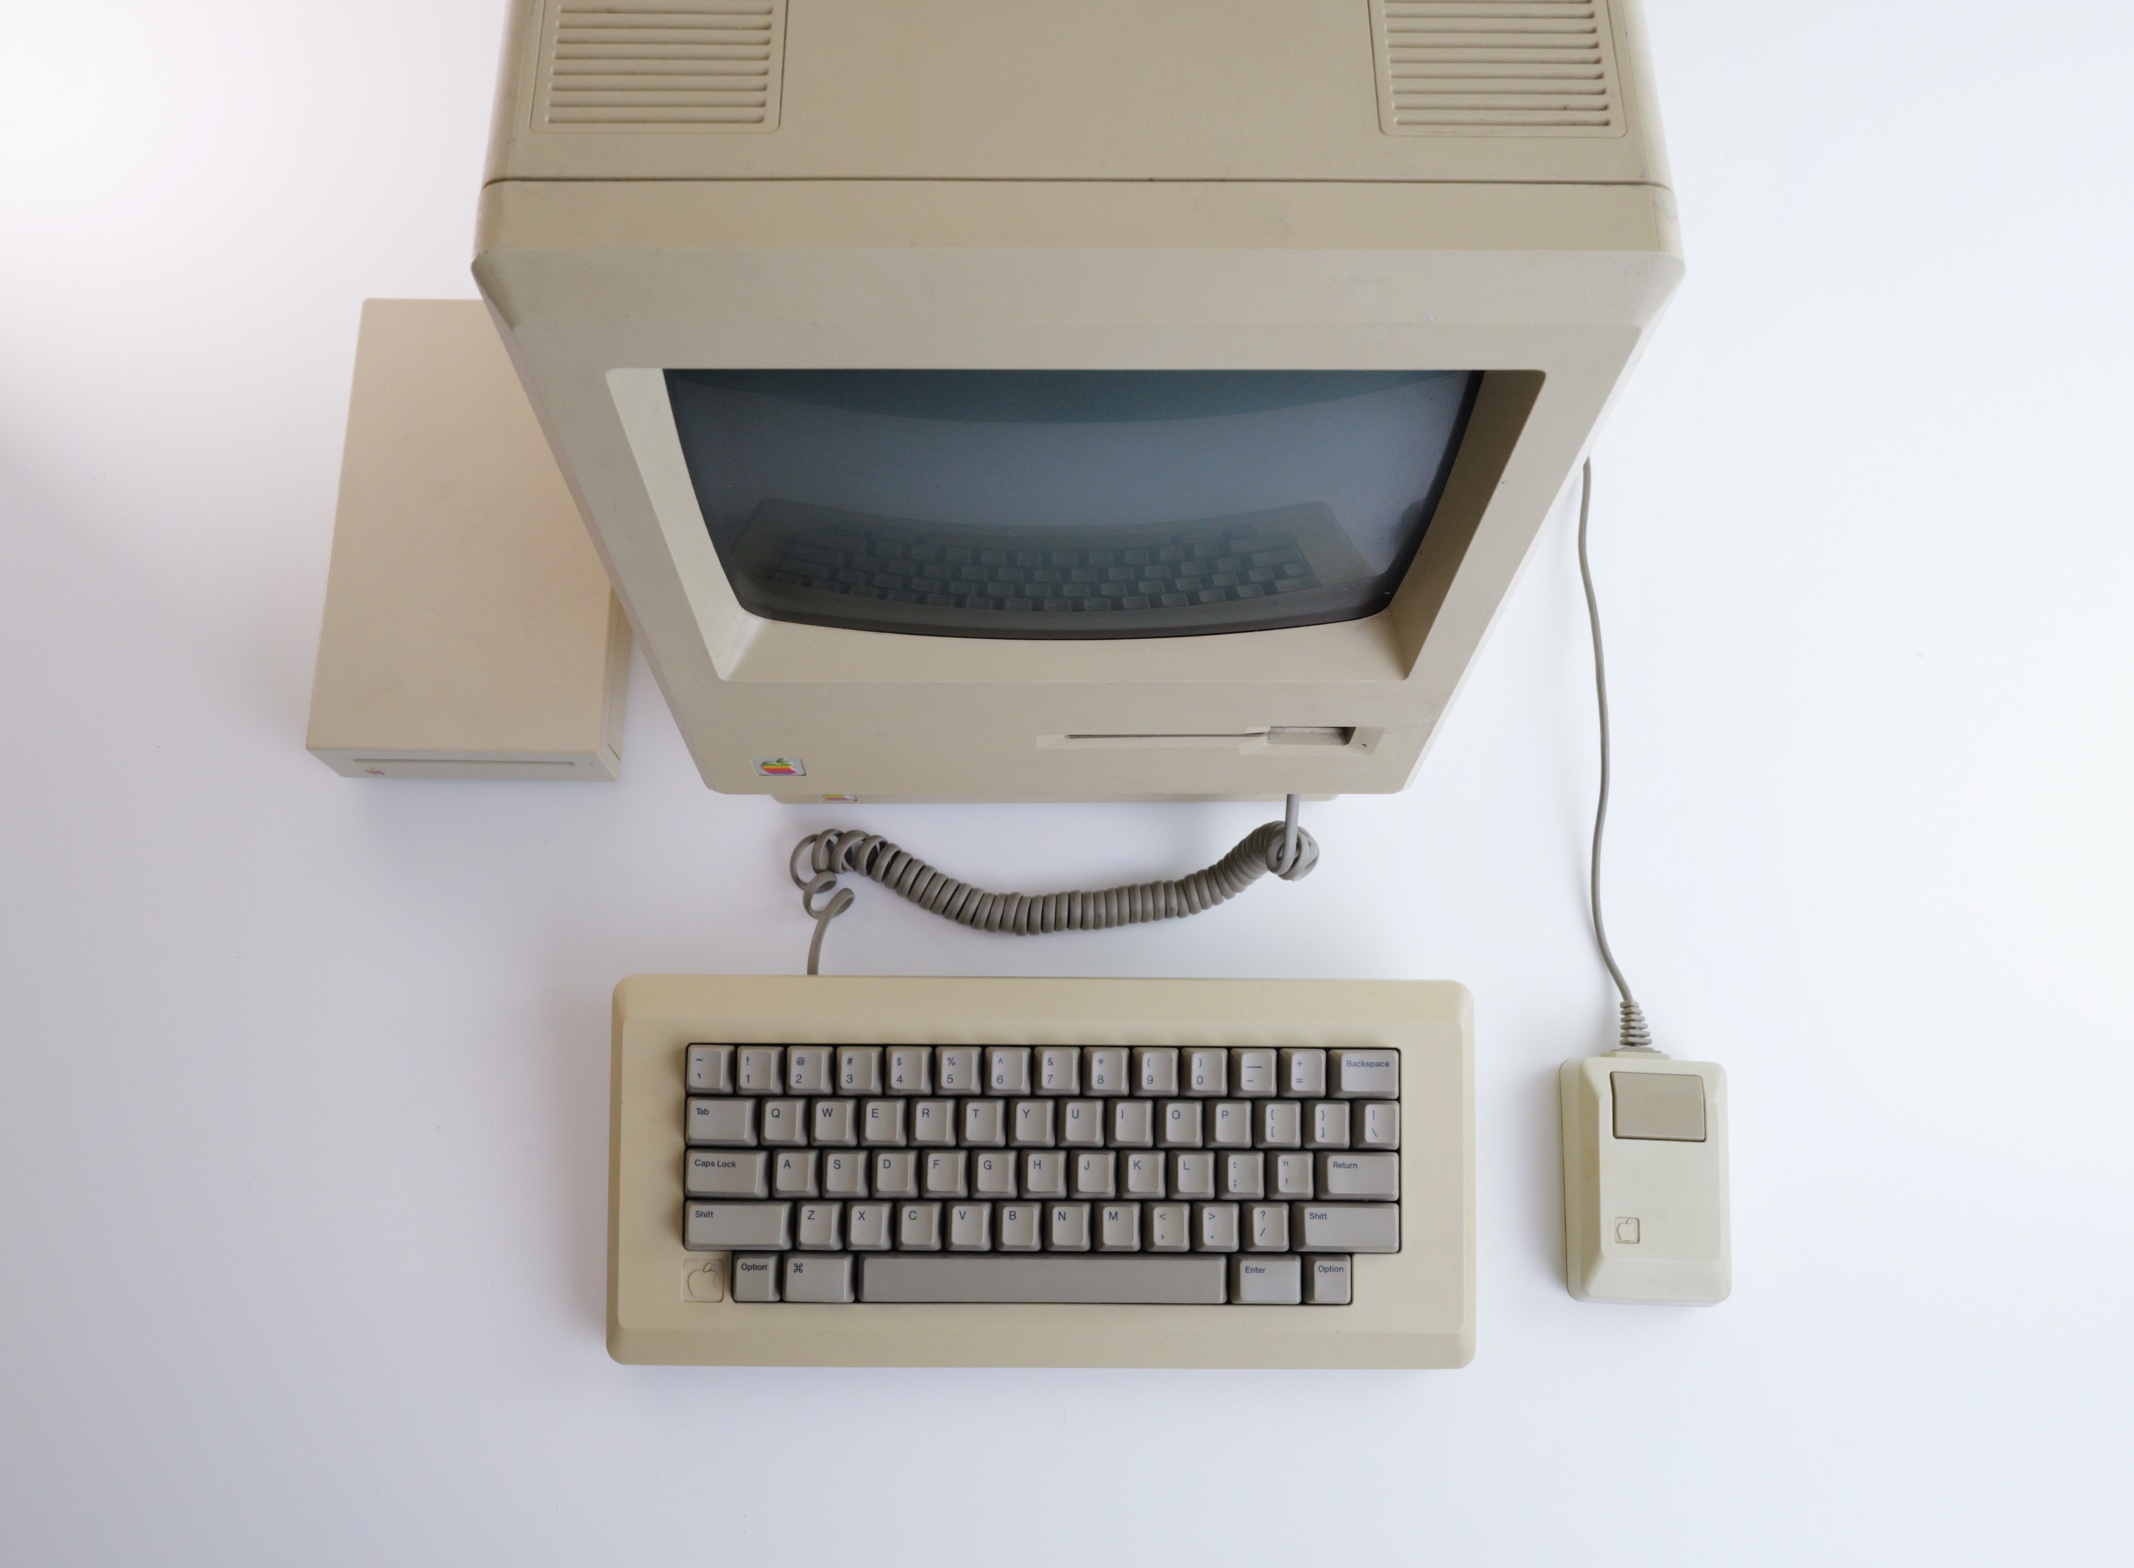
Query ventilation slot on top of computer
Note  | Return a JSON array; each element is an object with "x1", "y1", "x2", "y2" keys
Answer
[
  {"x1": 536, "y1": 0, "x2": 787, "y2": 131},
  {"x1": 1369, "y1": 0, "x2": 1621, "y2": 136}
]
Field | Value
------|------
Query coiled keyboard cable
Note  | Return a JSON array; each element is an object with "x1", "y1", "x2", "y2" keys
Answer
[{"x1": 791, "y1": 795, "x2": 1318, "y2": 975}]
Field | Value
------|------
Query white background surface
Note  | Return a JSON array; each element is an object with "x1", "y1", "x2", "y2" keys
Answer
[{"x1": 2, "y1": 3, "x2": 2130, "y2": 1563}]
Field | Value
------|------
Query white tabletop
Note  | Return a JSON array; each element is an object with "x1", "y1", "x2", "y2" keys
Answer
[{"x1": 2, "y1": 3, "x2": 2129, "y2": 1562}]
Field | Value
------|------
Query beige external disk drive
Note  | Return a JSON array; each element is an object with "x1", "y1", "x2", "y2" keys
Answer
[{"x1": 306, "y1": 298, "x2": 629, "y2": 780}]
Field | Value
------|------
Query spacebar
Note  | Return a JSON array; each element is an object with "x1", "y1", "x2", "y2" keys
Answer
[{"x1": 859, "y1": 1255, "x2": 1227, "y2": 1304}]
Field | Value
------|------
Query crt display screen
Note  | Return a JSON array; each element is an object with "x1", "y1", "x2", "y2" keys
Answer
[{"x1": 665, "y1": 369, "x2": 1479, "y2": 639}]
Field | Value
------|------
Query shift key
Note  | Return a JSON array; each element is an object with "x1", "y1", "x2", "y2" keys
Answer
[
  {"x1": 1292, "y1": 1201, "x2": 1399, "y2": 1253},
  {"x1": 685, "y1": 1201, "x2": 792, "y2": 1251}
]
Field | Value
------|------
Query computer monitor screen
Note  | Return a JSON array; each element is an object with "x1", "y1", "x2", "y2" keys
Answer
[{"x1": 666, "y1": 369, "x2": 1480, "y2": 640}]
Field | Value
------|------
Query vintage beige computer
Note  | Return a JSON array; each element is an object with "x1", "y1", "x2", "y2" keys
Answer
[
  {"x1": 473, "y1": 0, "x2": 1682, "y2": 805},
  {"x1": 313, "y1": 0, "x2": 1727, "y2": 1365}
]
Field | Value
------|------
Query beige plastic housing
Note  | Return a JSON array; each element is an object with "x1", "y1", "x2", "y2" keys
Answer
[
  {"x1": 1560, "y1": 1054, "x2": 1731, "y2": 1304},
  {"x1": 611, "y1": 975, "x2": 1474, "y2": 1368},
  {"x1": 307, "y1": 300, "x2": 630, "y2": 780},
  {"x1": 474, "y1": 0, "x2": 1682, "y2": 801}
]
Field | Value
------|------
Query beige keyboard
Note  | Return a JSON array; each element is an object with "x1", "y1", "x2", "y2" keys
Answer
[{"x1": 609, "y1": 975, "x2": 1473, "y2": 1368}]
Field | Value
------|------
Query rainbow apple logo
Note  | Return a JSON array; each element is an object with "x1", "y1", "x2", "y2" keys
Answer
[{"x1": 754, "y1": 757, "x2": 805, "y2": 778}]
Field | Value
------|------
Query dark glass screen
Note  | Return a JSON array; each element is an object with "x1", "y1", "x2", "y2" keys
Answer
[{"x1": 666, "y1": 369, "x2": 1479, "y2": 639}]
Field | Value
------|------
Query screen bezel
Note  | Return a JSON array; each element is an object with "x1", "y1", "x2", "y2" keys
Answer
[{"x1": 611, "y1": 366, "x2": 1542, "y2": 680}]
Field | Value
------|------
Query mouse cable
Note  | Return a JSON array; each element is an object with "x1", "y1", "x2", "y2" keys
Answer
[
  {"x1": 1578, "y1": 458, "x2": 1655, "y2": 1052},
  {"x1": 790, "y1": 796, "x2": 1318, "y2": 975}
]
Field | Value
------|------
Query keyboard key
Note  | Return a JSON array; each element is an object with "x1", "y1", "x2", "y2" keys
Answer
[
  {"x1": 1023, "y1": 1150, "x2": 1069, "y2": 1200},
  {"x1": 1073, "y1": 1150, "x2": 1117, "y2": 1199},
  {"x1": 838, "y1": 1046, "x2": 884, "y2": 1096},
  {"x1": 1122, "y1": 1149, "x2": 1167, "y2": 1198},
  {"x1": 910, "y1": 1099, "x2": 957, "y2": 1147},
  {"x1": 923, "y1": 1149, "x2": 969, "y2": 1198},
  {"x1": 1304, "y1": 1254, "x2": 1352, "y2": 1305},
  {"x1": 887, "y1": 1047, "x2": 933, "y2": 1095},
  {"x1": 898, "y1": 1202, "x2": 943, "y2": 1250},
  {"x1": 997, "y1": 1202, "x2": 1042, "y2": 1251},
  {"x1": 1331, "y1": 1049, "x2": 1399, "y2": 1099},
  {"x1": 821, "y1": 1149, "x2": 868, "y2": 1197},
  {"x1": 1279, "y1": 1048, "x2": 1326, "y2": 1098},
  {"x1": 673, "y1": 1029, "x2": 1403, "y2": 1309},
  {"x1": 862, "y1": 1099, "x2": 906, "y2": 1146},
  {"x1": 1210, "y1": 1101, "x2": 1253, "y2": 1149},
  {"x1": 1047, "y1": 1203, "x2": 1092, "y2": 1251},
  {"x1": 1258, "y1": 1100, "x2": 1302, "y2": 1148},
  {"x1": 1359, "y1": 1102, "x2": 1401, "y2": 1151},
  {"x1": 1011, "y1": 1099, "x2": 1055, "y2": 1146},
  {"x1": 1247, "y1": 1203, "x2": 1289, "y2": 1252},
  {"x1": 1134, "y1": 1047, "x2": 1180, "y2": 1096},
  {"x1": 685, "y1": 1043, "x2": 734, "y2": 1094},
  {"x1": 1111, "y1": 1100, "x2": 1154, "y2": 1147},
  {"x1": 1317, "y1": 1151, "x2": 1400, "y2": 1201},
  {"x1": 686, "y1": 1149, "x2": 769, "y2": 1198},
  {"x1": 948, "y1": 1202, "x2": 992, "y2": 1251},
  {"x1": 973, "y1": 1149, "x2": 1018, "y2": 1197},
  {"x1": 784, "y1": 1047, "x2": 833, "y2": 1095},
  {"x1": 873, "y1": 1150, "x2": 920, "y2": 1199},
  {"x1": 1220, "y1": 1151, "x2": 1266, "y2": 1201},
  {"x1": 783, "y1": 1252, "x2": 856, "y2": 1303},
  {"x1": 1037, "y1": 1048, "x2": 1080, "y2": 1096},
  {"x1": 847, "y1": 1202, "x2": 892, "y2": 1251},
  {"x1": 759, "y1": 1098, "x2": 807, "y2": 1147},
  {"x1": 1086, "y1": 1048, "x2": 1130, "y2": 1096},
  {"x1": 812, "y1": 1098, "x2": 857, "y2": 1146},
  {"x1": 1171, "y1": 1150, "x2": 1217, "y2": 1200},
  {"x1": 1291, "y1": 1202, "x2": 1400, "y2": 1253},
  {"x1": 686, "y1": 1097, "x2": 756, "y2": 1147},
  {"x1": 859, "y1": 1254, "x2": 1226, "y2": 1304},
  {"x1": 935, "y1": 1048, "x2": 982, "y2": 1093},
  {"x1": 1194, "y1": 1202, "x2": 1240, "y2": 1252},
  {"x1": 796, "y1": 1201, "x2": 844, "y2": 1250},
  {"x1": 736, "y1": 1048, "x2": 784, "y2": 1095},
  {"x1": 731, "y1": 1254, "x2": 780, "y2": 1300},
  {"x1": 987, "y1": 1047, "x2": 1032, "y2": 1096},
  {"x1": 1185, "y1": 1049, "x2": 1228, "y2": 1098},
  {"x1": 1230, "y1": 1253, "x2": 1302, "y2": 1304},
  {"x1": 1272, "y1": 1151, "x2": 1315, "y2": 1200},
  {"x1": 685, "y1": 1201, "x2": 791, "y2": 1251},
  {"x1": 1232, "y1": 1049, "x2": 1278, "y2": 1097},
  {"x1": 773, "y1": 1150, "x2": 819, "y2": 1198},
  {"x1": 1098, "y1": 1203, "x2": 1142, "y2": 1251},
  {"x1": 1147, "y1": 1202, "x2": 1191, "y2": 1252},
  {"x1": 1305, "y1": 1101, "x2": 1350, "y2": 1150}
]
